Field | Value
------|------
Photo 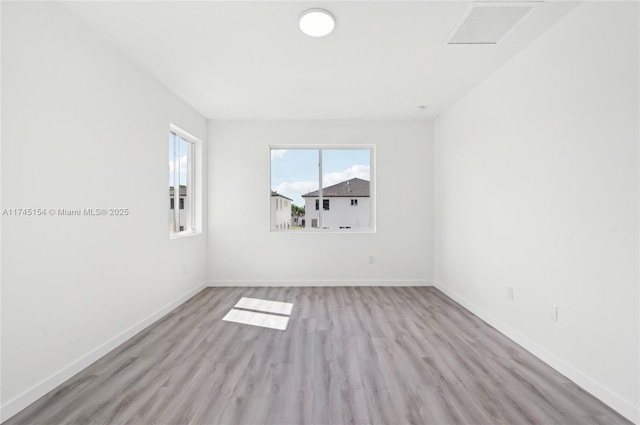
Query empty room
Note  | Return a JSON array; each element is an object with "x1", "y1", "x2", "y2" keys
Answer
[{"x1": 1, "y1": 1, "x2": 638, "y2": 424}]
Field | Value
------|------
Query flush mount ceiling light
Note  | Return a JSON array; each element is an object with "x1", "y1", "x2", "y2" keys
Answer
[{"x1": 299, "y1": 9, "x2": 335, "y2": 37}]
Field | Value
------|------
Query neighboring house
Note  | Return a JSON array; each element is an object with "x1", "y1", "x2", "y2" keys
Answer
[
  {"x1": 169, "y1": 186, "x2": 188, "y2": 231},
  {"x1": 302, "y1": 178, "x2": 370, "y2": 229},
  {"x1": 291, "y1": 210, "x2": 304, "y2": 227},
  {"x1": 271, "y1": 191, "x2": 293, "y2": 229}
]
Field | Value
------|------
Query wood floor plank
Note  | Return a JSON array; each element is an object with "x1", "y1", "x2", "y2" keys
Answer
[{"x1": 4, "y1": 286, "x2": 633, "y2": 425}]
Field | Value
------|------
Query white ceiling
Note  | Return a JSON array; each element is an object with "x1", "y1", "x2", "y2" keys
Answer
[{"x1": 62, "y1": 1, "x2": 579, "y2": 120}]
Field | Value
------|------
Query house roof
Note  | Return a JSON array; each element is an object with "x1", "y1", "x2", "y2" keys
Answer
[
  {"x1": 302, "y1": 178, "x2": 369, "y2": 198},
  {"x1": 271, "y1": 191, "x2": 293, "y2": 201}
]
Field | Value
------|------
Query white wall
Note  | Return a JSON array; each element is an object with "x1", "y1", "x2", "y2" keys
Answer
[
  {"x1": 434, "y1": 2, "x2": 638, "y2": 422},
  {"x1": 1, "y1": 2, "x2": 208, "y2": 420},
  {"x1": 209, "y1": 121, "x2": 433, "y2": 285}
]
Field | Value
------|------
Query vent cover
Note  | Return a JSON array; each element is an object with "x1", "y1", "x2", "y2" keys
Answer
[{"x1": 446, "y1": 2, "x2": 541, "y2": 45}]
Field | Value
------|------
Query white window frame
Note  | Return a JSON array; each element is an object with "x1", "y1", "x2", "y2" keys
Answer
[
  {"x1": 269, "y1": 145, "x2": 376, "y2": 233},
  {"x1": 169, "y1": 124, "x2": 202, "y2": 239}
]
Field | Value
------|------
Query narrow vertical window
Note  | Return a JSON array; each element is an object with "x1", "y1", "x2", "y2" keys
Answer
[{"x1": 169, "y1": 128, "x2": 198, "y2": 236}]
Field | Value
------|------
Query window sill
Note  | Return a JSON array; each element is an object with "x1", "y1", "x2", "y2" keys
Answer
[
  {"x1": 270, "y1": 228, "x2": 375, "y2": 234},
  {"x1": 170, "y1": 230, "x2": 201, "y2": 240}
]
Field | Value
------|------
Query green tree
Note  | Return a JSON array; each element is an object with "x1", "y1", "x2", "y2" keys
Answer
[{"x1": 291, "y1": 204, "x2": 305, "y2": 216}]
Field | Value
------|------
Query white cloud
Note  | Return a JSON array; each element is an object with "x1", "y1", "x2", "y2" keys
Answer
[
  {"x1": 275, "y1": 180, "x2": 318, "y2": 194},
  {"x1": 274, "y1": 180, "x2": 318, "y2": 206},
  {"x1": 323, "y1": 164, "x2": 370, "y2": 187},
  {"x1": 169, "y1": 155, "x2": 188, "y2": 184},
  {"x1": 271, "y1": 149, "x2": 287, "y2": 160}
]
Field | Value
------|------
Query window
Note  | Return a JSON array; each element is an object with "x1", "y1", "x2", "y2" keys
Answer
[
  {"x1": 169, "y1": 200, "x2": 184, "y2": 210},
  {"x1": 169, "y1": 125, "x2": 201, "y2": 237},
  {"x1": 315, "y1": 199, "x2": 330, "y2": 210},
  {"x1": 270, "y1": 147, "x2": 374, "y2": 231}
]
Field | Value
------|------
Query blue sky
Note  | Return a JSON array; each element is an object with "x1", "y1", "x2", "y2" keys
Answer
[
  {"x1": 271, "y1": 149, "x2": 371, "y2": 207},
  {"x1": 169, "y1": 134, "x2": 189, "y2": 188}
]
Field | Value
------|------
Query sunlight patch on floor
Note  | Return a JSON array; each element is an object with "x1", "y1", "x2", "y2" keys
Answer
[
  {"x1": 222, "y1": 297, "x2": 294, "y2": 330},
  {"x1": 234, "y1": 297, "x2": 293, "y2": 315}
]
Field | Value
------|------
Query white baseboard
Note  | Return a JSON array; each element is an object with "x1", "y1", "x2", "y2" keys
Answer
[
  {"x1": 207, "y1": 279, "x2": 433, "y2": 287},
  {"x1": 0, "y1": 283, "x2": 207, "y2": 423},
  {"x1": 433, "y1": 280, "x2": 639, "y2": 425}
]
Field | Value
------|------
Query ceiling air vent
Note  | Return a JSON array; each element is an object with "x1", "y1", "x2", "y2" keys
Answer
[{"x1": 446, "y1": 2, "x2": 541, "y2": 45}]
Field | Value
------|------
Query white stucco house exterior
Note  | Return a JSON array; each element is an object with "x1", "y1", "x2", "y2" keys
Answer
[
  {"x1": 291, "y1": 210, "x2": 304, "y2": 227},
  {"x1": 271, "y1": 191, "x2": 293, "y2": 229},
  {"x1": 169, "y1": 186, "x2": 189, "y2": 232},
  {"x1": 302, "y1": 178, "x2": 370, "y2": 229}
]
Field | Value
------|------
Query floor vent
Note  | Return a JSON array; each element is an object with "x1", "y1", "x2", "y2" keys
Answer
[{"x1": 446, "y1": 2, "x2": 541, "y2": 45}]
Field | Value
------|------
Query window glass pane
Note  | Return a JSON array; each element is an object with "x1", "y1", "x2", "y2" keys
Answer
[
  {"x1": 321, "y1": 149, "x2": 371, "y2": 229},
  {"x1": 169, "y1": 133, "x2": 177, "y2": 232},
  {"x1": 178, "y1": 137, "x2": 189, "y2": 232},
  {"x1": 170, "y1": 132, "x2": 194, "y2": 236},
  {"x1": 270, "y1": 149, "x2": 318, "y2": 230}
]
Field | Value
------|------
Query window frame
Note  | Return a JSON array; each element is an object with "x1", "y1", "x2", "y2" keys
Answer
[
  {"x1": 315, "y1": 199, "x2": 330, "y2": 210},
  {"x1": 169, "y1": 124, "x2": 202, "y2": 239},
  {"x1": 269, "y1": 145, "x2": 375, "y2": 233}
]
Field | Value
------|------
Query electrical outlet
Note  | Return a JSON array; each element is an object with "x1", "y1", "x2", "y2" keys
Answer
[
  {"x1": 506, "y1": 286, "x2": 514, "y2": 300},
  {"x1": 549, "y1": 304, "x2": 558, "y2": 321}
]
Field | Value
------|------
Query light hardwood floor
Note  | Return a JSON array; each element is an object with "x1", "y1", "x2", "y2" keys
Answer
[{"x1": 5, "y1": 287, "x2": 632, "y2": 425}]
